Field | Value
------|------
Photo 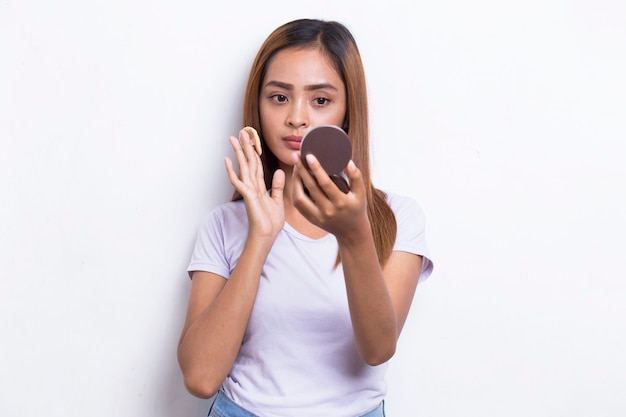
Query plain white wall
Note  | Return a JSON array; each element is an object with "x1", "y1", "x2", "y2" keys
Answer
[{"x1": 1, "y1": 1, "x2": 625, "y2": 416}]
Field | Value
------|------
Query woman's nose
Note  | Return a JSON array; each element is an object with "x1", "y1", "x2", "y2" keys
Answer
[{"x1": 286, "y1": 101, "x2": 308, "y2": 128}]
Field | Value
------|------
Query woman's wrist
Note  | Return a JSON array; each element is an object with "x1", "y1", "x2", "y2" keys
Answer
[{"x1": 335, "y1": 219, "x2": 373, "y2": 249}]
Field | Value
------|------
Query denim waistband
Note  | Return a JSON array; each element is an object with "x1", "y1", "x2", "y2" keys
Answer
[{"x1": 208, "y1": 390, "x2": 385, "y2": 417}]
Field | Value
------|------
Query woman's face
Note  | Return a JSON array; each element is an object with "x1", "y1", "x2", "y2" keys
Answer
[{"x1": 259, "y1": 47, "x2": 347, "y2": 170}]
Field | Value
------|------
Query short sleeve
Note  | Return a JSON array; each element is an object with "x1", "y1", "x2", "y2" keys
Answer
[
  {"x1": 186, "y1": 206, "x2": 233, "y2": 279},
  {"x1": 388, "y1": 193, "x2": 434, "y2": 282}
]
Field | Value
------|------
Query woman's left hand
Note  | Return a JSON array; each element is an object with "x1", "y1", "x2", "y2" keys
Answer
[{"x1": 291, "y1": 153, "x2": 370, "y2": 241}]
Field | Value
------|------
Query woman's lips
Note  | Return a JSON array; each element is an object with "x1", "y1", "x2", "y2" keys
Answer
[{"x1": 284, "y1": 135, "x2": 303, "y2": 150}]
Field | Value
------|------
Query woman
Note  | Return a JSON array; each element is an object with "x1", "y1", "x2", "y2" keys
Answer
[{"x1": 178, "y1": 18, "x2": 433, "y2": 417}]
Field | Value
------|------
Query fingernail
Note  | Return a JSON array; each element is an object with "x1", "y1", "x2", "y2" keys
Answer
[
  {"x1": 348, "y1": 160, "x2": 356, "y2": 170},
  {"x1": 306, "y1": 154, "x2": 317, "y2": 164}
]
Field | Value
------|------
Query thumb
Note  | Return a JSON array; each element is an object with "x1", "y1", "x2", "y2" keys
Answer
[{"x1": 271, "y1": 169, "x2": 285, "y2": 202}]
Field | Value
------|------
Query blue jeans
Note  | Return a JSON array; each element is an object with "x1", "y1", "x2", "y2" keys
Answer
[{"x1": 208, "y1": 390, "x2": 386, "y2": 417}]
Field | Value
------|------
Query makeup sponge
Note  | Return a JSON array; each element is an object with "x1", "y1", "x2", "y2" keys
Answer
[{"x1": 242, "y1": 126, "x2": 262, "y2": 156}]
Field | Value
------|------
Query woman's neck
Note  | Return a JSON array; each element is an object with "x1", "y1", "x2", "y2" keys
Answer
[{"x1": 279, "y1": 164, "x2": 328, "y2": 240}]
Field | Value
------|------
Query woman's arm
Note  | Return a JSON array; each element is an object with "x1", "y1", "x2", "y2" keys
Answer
[
  {"x1": 292, "y1": 154, "x2": 422, "y2": 365},
  {"x1": 177, "y1": 236, "x2": 274, "y2": 398},
  {"x1": 177, "y1": 131, "x2": 285, "y2": 398},
  {"x1": 338, "y1": 231, "x2": 423, "y2": 365}
]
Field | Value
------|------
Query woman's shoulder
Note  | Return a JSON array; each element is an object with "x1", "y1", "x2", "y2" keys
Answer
[
  {"x1": 382, "y1": 190, "x2": 425, "y2": 217},
  {"x1": 201, "y1": 199, "x2": 248, "y2": 226},
  {"x1": 382, "y1": 190, "x2": 433, "y2": 278},
  {"x1": 212, "y1": 199, "x2": 246, "y2": 213}
]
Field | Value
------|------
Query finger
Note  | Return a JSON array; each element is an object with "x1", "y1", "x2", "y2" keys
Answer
[
  {"x1": 293, "y1": 154, "x2": 324, "y2": 201},
  {"x1": 344, "y1": 160, "x2": 364, "y2": 198},
  {"x1": 239, "y1": 129, "x2": 266, "y2": 190},
  {"x1": 228, "y1": 136, "x2": 254, "y2": 188},
  {"x1": 238, "y1": 129, "x2": 260, "y2": 172},
  {"x1": 302, "y1": 154, "x2": 342, "y2": 200},
  {"x1": 271, "y1": 169, "x2": 285, "y2": 204},
  {"x1": 224, "y1": 157, "x2": 245, "y2": 192},
  {"x1": 291, "y1": 164, "x2": 322, "y2": 219}
]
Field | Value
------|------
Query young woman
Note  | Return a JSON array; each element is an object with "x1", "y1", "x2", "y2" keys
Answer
[{"x1": 178, "y1": 19, "x2": 433, "y2": 417}]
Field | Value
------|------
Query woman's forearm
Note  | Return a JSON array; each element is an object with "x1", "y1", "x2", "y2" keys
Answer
[
  {"x1": 177, "y1": 236, "x2": 274, "y2": 397},
  {"x1": 337, "y1": 223, "x2": 398, "y2": 366}
]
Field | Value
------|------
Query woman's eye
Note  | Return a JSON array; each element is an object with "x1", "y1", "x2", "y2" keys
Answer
[
  {"x1": 271, "y1": 94, "x2": 288, "y2": 103},
  {"x1": 314, "y1": 97, "x2": 330, "y2": 106}
]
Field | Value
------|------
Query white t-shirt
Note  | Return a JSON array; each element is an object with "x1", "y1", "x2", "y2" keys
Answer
[{"x1": 187, "y1": 192, "x2": 433, "y2": 417}]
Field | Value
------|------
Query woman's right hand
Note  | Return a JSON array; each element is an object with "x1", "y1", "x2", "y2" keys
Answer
[{"x1": 224, "y1": 129, "x2": 285, "y2": 240}]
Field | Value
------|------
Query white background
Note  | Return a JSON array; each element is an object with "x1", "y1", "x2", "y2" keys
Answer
[{"x1": 1, "y1": 1, "x2": 625, "y2": 416}]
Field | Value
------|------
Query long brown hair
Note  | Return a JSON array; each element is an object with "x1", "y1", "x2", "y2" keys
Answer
[{"x1": 235, "y1": 19, "x2": 397, "y2": 266}]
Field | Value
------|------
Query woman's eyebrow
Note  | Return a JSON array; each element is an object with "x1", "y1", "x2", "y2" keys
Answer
[
  {"x1": 264, "y1": 80, "x2": 293, "y2": 90},
  {"x1": 305, "y1": 83, "x2": 338, "y2": 91},
  {"x1": 263, "y1": 80, "x2": 338, "y2": 91}
]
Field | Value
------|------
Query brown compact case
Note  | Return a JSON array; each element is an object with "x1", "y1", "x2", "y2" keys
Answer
[{"x1": 300, "y1": 125, "x2": 352, "y2": 193}]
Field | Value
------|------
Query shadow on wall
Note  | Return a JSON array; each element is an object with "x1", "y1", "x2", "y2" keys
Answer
[
  {"x1": 153, "y1": 271, "x2": 214, "y2": 417},
  {"x1": 151, "y1": 97, "x2": 244, "y2": 417}
]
